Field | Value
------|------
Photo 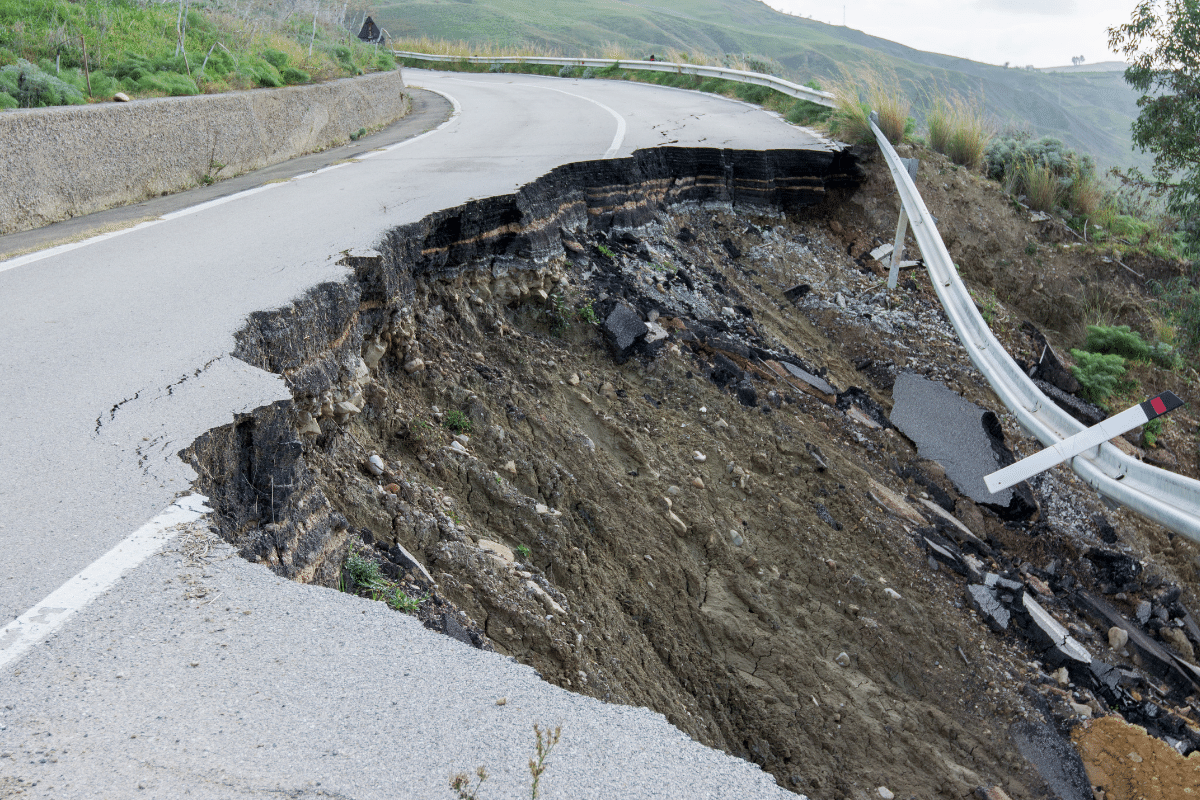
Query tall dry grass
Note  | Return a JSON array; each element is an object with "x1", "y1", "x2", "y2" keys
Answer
[
  {"x1": 1019, "y1": 158, "x2": 1064, "y2": 211},
  {"x1": 827, "y1": 68, "x2": 911, "y2": 145},
  {"x1": 926, "y1": 95, "x2": 953, "y2": 153},
  {"x1": 924, "y1": 91, "x2": 991, "y2": 170}
]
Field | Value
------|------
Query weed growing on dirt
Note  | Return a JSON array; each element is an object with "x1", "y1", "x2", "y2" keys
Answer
[
  {"x1": 576, "y1": 300, "x2": 599, "y2": 325},
  {"x1": 444, "y1": 410, "x2": 472, "y2": 434},
  {"x1": 345, "y1": 550, "x2": 383, "y2": 585},
  {"x1": 597, "y1": 244, "x2": 615, "y2": 259},
  {"x1": 1018, "y1": 157, "x2": 1064, "y2": 212},
  {"x1": 342, "y1": 547, "x2": 427, "y2": 615},
  {"x1": 1149, "y1": 277, "x2": 1200, "y2": 360},
  {"x1": 387, "y1": 588, "x2": 428, "y2": 613},
  {"x1": 515, "y1": 544, "x2": 531, "y2": 560}
]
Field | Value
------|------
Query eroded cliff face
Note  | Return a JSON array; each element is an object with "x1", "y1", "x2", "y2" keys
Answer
[{"x1": 184, "y1": 145, "x2": 1200, "y2": 800}]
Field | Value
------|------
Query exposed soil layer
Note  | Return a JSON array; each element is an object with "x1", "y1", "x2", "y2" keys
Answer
[{"x1": 186, "y1": 145, "x2": 1200, "y2": 800}]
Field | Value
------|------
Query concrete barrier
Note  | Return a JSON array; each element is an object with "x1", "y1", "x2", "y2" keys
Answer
[{"x1": 0, "y1": 68, "x2": 409, "y2": 235}]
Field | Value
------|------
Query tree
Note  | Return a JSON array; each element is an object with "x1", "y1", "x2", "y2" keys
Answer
[{"x1": 1109, "y1": 1, "x2": 1200, "y2": 249}]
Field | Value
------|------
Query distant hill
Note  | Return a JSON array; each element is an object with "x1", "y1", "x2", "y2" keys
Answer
[
  {"x1": 375, "y1": 0, "x2": 1148, "y2": 171},
  {"x1": 1039, "y1": 61, "x2": 1128, "y2": 74}
]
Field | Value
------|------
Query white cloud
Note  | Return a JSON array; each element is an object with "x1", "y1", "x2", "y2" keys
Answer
[
  {"x1": 761, "y1": 0, "x2": 1136, "y2": 67},
  {"x1": 970, "y1": 0, "x2": 1077, "y2": 15}
]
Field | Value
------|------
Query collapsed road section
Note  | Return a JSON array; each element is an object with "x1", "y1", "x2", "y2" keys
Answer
[{"x1": 185, "y1": 146, "x2": 1200, "y2": 799}]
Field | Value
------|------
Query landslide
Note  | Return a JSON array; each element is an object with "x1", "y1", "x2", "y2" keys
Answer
[{"x1": 186, "y1": 143, "x2": 1200, "y2": 800}]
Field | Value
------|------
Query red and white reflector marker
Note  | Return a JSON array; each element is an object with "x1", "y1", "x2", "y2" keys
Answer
[{"x1": 985, "y1": 391, "x2": 1184, "y2": 494}]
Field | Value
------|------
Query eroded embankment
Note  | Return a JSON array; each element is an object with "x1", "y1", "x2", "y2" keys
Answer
[{"x1": 184, "y1": 145, "x2": 1200, "y2": 800}]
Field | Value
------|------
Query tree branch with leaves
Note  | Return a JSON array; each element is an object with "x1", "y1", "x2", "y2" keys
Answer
[{"x1": 1109, "y1": 0, "x2": 1200, "y2": 251}]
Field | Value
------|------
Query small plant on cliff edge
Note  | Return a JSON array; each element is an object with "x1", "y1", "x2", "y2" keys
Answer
[
  {"x1": 596, "y1": 243, "x2": 616, "y2": 259},
  {"x1": 576, "y1": 299, "x2": 599, "y2": 325},
  {"x1": 515, "y1": 544, "x2": 531, "y2": 560},
  {"x1": 444, "y1": 409, "x2": 472, "y2": 434}
]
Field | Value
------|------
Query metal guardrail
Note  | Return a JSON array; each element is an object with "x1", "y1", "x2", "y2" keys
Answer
[
  {"x1": 870, "y1": 118, "x2": 1200, "y2": 541},
  {"x1": 395, "y1": 49, "x2": 1200, "y2": 540},
  {"x1": 392, "y1": 51, "x2": 836, "y2": 107}
]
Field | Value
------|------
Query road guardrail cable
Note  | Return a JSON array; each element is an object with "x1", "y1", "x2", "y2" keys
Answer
[{"x1": 395, "y1": 50, "x2": 1200, "y2": 540}]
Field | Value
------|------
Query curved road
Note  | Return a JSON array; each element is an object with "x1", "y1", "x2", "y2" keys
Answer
[{"x1": 0, "y1": 71, "x2": 827, "y2": 798}]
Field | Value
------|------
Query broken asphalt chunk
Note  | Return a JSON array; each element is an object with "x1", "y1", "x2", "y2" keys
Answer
[
  {"x1": 1017, "y1": 592, "x2": 1092, "y2": 668},
  {"x1": 603, "y1": 303, "x2": 648, "y2": 360},
  {"x1": 967, "y1": 584, "x2": 1010, "y2": 633},
  {"x1": 1073, "y1": 590, "x2": 1200, "y2": 697},
  {"x1": 1084, "y1": 547, "x2": 1142, "y2": 594},
  {"x1": 889, "y1": 373, "x2": 1037, "y2": 520}
]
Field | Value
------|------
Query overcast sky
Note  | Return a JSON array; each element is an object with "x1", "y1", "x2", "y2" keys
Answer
[{"x1": 761, "y1": 0, "x2": 1139, "y2": 69}]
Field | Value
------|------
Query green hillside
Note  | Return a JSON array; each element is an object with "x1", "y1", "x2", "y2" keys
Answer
[{"x1": 377, "y1": 0, "x2": 1146, "y2": 171}]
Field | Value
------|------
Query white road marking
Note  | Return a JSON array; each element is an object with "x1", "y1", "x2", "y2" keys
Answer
[
  {"x1": 0, "y1": 494, "x2": 211, "y2": 670},
  {"x1": 0, "y1": 88, "x2": 463, "y2": 273},
  {"x1": 449, "y1": 77, "x2": 627, "y2": 158}
]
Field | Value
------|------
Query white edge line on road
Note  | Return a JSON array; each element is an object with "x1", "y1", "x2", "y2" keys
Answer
[
  {"x1": 0, "y1": 494, "x2": 212, "y2": 671},
  {"x1": 448, "y1": 77, "x2": 625, "y2": 158},
  {"x1": 0, "y1": 89, "x2": 464, "y2": 274},
  {"x1": 353, "y1": 84, "x2": 463, "y2": 163}
]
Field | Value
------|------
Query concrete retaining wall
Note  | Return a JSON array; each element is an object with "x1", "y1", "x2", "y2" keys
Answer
[{"x1": 0, "y1": 69, "x2": 409, "y2": 235}]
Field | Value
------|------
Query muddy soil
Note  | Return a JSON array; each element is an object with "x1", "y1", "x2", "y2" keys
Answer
[{"x1": 187, "y1": 145, "x2": 1200, "y2": 800}]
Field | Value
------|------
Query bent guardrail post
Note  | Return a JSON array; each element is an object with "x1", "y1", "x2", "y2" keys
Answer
[{"x1": 887, "y1": 157, "x2": 920, "y2": 290}]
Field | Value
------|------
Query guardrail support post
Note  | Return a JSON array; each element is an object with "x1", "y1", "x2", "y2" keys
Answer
[{"x1": 887, "y1": 157, "x2": 920, "y2": 290}]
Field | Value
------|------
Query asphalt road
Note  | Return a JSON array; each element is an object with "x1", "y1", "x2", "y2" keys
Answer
[{"x1": 0, "y1": 70, "x2": 827, "y2": 798}]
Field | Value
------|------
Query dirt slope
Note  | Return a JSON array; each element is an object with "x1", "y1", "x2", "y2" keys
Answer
[{"x1": 188, "y1": 144, "x2": 1200, "y2": 800}]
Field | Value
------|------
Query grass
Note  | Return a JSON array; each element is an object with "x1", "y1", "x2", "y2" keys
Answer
[
  {"x1": 0, "y1": 0, "x2": 395, "y2": 107},
  {"x1": 1017, "y1": 157, "x2": 1063, "y2": 212},
  {"x1": 923, "y1": 91, "x2": 991, "y2": 170},
  {"x1": 341, "y1": 547, "x2": 427, "y2": 615},
  {"x1": 827, "y1": 68, "x2": 910, "y2": 146}
]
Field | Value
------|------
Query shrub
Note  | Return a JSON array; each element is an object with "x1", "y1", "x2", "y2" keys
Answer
[
  {"x1": 135, "y1": 70, "x2": 198, "y2": 96},
  {"x1": 0, "y1": 59, "x2": 85, "y2": 106},
  {"x1": 280, "y1": 66, "x2": 310, "y2": 84},
  {"x1": 374, "y1": 51, "x2": 395, "y2": 71},
  {"x1": 828, "y1": 69, "x2": 910, "y2": 145},
  {"x1": 262, "y1": 48, "x2": 289, "y2": 69},
  {"x1": 786, "y1": 98, "x2": 830, "y2": 127},
  {"x1": 1083, "y1": 323, "x2": 1179, "y2": 368},
  {"x1": 1070, "y1": 349, "x2": 1126, "y2": 404},
  {"x1": 1084, "y1": 324, "x2": 1151, "y2": 361},
  {"x1": 0, "y1": 91, "x2": 16, "y2": 109},
  {"x1": 942, "y1": 98, "x2": 991, "y2": 170}
]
